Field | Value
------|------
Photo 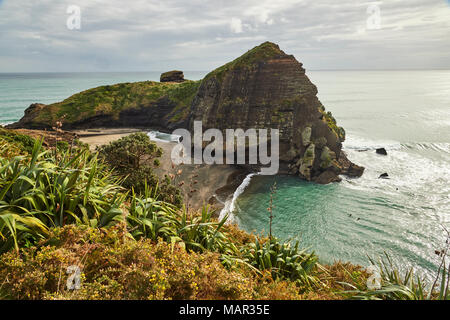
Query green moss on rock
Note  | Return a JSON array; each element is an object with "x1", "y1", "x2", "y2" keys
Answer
[
  {"x1": 299, "y1": 143, "x2": 315, "y2": 180},
  {"x1": 320, "y1": 146, "x2": 336, "y2": 169},
  {"x1": 318, "y1": 106, "x2": 346, "y2": 142},
  {"x1": 204, "y1": 42, "x2": 283, "y2": 82}
]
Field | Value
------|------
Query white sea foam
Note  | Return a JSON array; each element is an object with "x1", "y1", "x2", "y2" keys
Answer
[
  {"x1": 219, "y1": 172, "x2": 258, "y2": 224},
  {"x1": 147, "y1": 131, "x2": 181, "y2": 143},
  {"x1": 341, "y1": 135, "x2": 450, "y2": 221},
  {"x1": 343, "y1": 134, "x2": 401, "y2": 151}
]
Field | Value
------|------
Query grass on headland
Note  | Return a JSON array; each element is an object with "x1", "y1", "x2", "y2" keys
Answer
[{"x1": 27, "y1": 80, "x2": 201, "y2": 128}]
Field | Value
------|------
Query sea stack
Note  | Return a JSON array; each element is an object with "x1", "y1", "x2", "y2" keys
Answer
[
  {"x1": 160, "y1": 70, "x2": 185, "y2": 83},
  {"x1": 188, "y1": 42, "x2": 364, "y2": 183}
]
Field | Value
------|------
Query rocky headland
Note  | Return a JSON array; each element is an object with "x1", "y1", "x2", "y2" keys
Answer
[{"x1": 8, "y1": 41, "x2": 364, "y2": 185}]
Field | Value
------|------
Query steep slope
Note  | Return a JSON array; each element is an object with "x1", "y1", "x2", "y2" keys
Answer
[{"x1": 189, "y1": 42, "x2": 363, "y2": 182}]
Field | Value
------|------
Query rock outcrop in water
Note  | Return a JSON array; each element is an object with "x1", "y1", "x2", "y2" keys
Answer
[
  {"x1": 8, "y1": 41, "x2": 364, "y2": 183},
  {"x1": 376, "y1": 148, "x2": 387, "y2": 155}
]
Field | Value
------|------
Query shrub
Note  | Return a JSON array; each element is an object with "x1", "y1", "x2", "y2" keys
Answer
[
  {"x1": 96, "y1": 132, "x2": 161, "y2": 171},
  {"x1": 0, "y1": 139, "x2": 125, "y2": 253},
  {"x1": 127, "y1": 188, "x2": 236, "y2": 255},
  {"x1": 97, "y1": 133, "x2": 182, "y2": 206},
  {"x1": 343, "y1": 253, "x2": 450, "y2": 300},
  {"x1": 0, "y1": 225, "x2": 257, "y2": 300},
  {"x1": 240, "y1": 237, "x2": 319, "y2": 289}
]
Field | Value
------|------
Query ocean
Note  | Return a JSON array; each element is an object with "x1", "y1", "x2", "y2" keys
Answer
[{"x1": 1, "y1": 70, "x2": 449, "y2": 280}]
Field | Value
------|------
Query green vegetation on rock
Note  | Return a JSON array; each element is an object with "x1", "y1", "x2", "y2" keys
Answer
[
  {"x1": 204, "y1": 41, "x2": 283, "y2": 82},
  {"x1": 166, "y1": 80, "x2": 201, "y2": 122},
  {"x1": 318, "y1": 105, "x2": 346, "y2": 142},
  {"x1": 31, "y1": 80, "x2": 201, "y2": 127}
]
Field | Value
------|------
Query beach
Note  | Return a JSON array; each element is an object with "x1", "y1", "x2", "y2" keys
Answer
[{"x1": 74, "y1": 128, "x2": 248, "y2": 213}]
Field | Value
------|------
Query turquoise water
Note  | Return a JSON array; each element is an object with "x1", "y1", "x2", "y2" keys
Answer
[
  {"x1": 1, "y1": 70, "x2": 449, "y2": 280},
  {"x1": 231, "y1": 70, "x2": 450, "y2": 280}
]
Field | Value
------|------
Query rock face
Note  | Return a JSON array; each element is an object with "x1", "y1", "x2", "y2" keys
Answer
[
  {"x1": 160, "y1": 70, "x2": 185, "y2": 83},
  {"x1": 188, "y1": 42, "x2": 363, "y2": 183},
  {"x1": 8, "y1": 41, "x2": 364, "y2": 183}
]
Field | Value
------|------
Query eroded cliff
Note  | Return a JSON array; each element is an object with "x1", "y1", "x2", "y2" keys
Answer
[{"x1": 188, "y1": 42, "x2": 363, "y2": 183}]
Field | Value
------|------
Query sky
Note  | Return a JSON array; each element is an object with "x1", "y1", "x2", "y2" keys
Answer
[{"x1": 0, "y1": 0, "x2": 449, "y2": 72}]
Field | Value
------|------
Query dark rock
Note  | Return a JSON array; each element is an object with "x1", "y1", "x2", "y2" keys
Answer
[
  {"x1": 313, "y1": 170, "x2": 342, "y2": 184},
  {"x1": 7, "y1": 82, "x2": 200, "y2": 131},
  {"x1": 189, "y1": 41, "x2": 363, "y2": 182},
  {"x1": 379, "y1": 173, "x2": 389, "y2": 179},
  {"x1": 160, "y1": 70, "x2": 185, "y2": 83},
  {"x1": 347, "y1": 163, "x2": 365, "y2": 177},
  {"x1": 7, "y1": 103, "x2": 47, "y2": 129},
  {"x1": 376, "y1": 148, "x2": 387, "y2": 155},
  {"x1": 338, "y1": 152, "x2": 365, "y2": 177}
]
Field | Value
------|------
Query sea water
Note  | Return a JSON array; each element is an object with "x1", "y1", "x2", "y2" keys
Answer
[{"x1": 230, "y1": 70, "x2": 450, "y2": 280}]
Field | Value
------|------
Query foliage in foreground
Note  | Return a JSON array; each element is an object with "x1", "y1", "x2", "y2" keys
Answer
[
  {"x1": 1, "y1": 132, "x2": 448, "y2": 300},
  {"x1": 0, "y1": 128, "x2": 36, "y2": 154},
  {"x1": 241, "y1": 238, "x2": 319, "y2": 289},
  {"x1": 0, "y1": 137, "x2": 326, "y2": 296},
  {"x1": 0, "y1": 139, "x2": 124, "y2": 253},
  {"x1": 0, "y1": 225, "x2": 303, "y2": 300},
  {"x1": 343, "y1": 253, "x2": 449, "y2": 300},
  {"x1": 128, "y1": 190, "x2": 236, "y2": 255}
]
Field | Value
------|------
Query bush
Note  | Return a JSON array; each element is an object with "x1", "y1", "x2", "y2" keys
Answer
[
  {"x1": 127, "y1": 189, "x2": 236, "y2": 255},
  {"x1": 0, "y1": 128, "x2": 36, "y2": 154},
  {"x1": 97, "y1": 133, "x2": 182, "y2": 206},
  {"x1": 240, "y1": 237, "x2": 319, "y2": 289},
  {"x1": 97, "y1": 133, "x2": 162, "y2": 172},
  {"x1": 0, "y1": 139, "x2": 125, "y2": 253},
  {"x1": 0, "y1": 225, "x2": 257, "y2": 300},
  {"x1": 342, "y1": 253, "x2": 450, "y2": 300}
]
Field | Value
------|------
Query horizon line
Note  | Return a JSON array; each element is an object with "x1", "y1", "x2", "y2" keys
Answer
[{"x1": 0, "y1": 68, "x2": 449, "y2": 74}]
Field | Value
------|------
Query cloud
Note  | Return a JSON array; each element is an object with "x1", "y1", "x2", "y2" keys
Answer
[
  {"x1": 0, "y1": 0, "x2": 448, "y2": 72},
  {"x1": 230, "y1": 18, "x2": 243, "y2": 33}
]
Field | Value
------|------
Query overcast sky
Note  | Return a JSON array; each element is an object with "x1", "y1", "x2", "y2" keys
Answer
[{"x1": 0, "y1": 0, "x2": 449, "y2": 72}]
